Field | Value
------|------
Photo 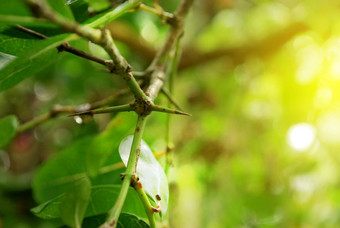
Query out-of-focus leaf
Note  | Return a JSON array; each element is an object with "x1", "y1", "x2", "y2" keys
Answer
[
  {"x1": 0, "y1": 34, "x2": 76, "y2": 91},
  {"x1": 0, "y1": 0, "x2": 74, "y2": 25},
  {"x1": 86, "y1": 113, "x2": 135, "y2": 178},
  {"x1": 59, "y1": 177, "x2": 91, "y2": 228},
  {"x1": 117, "y1": 213, "x2": 150, "y2": 228},
  {"x1": 68, "y1": 0, "x2": 89, "y2": 23},
  {"x1": 0, "y1": 115, "x2": 18, "y2": 148},
  {"x1": 0, "y1": 0, "x2": 73, "y2": 18},
  {"x1": 0, "y1": 0, "x2": 32, "y2": 17},
  {"x1": 83, "y1": 213, "x2": 150, "y2": 228},
  {"x1": 32, "y1": 137, "x2": 94, "y2": 203},
  {"x1": 31, "y1": 185, "x2": 146, "y2": 219},
  {"x1": 33, "y1": 113, "x2": 135, "y2": 203},
  {"x1": 46, "y1": 0, "x2": 74, "y2": 20},
  {"x1": 87, "y1": 0, "x2": 111, "y2": 11},
  {"x1": 119, "y1": 136, "x2": 169, "y2": 215}
]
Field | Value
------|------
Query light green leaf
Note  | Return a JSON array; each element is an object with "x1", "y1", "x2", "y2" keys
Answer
[
  {"x1": 60, "y1": 177, "x2": 91, "y2": 228},
  {"x1": 31, "y1": 185, "x2": 146, "y2": 220},
  {"x1": 119, "y1": 136, "x2": 169, "y2": 215},
  {"x1": 0, "y1": 115, "x2": 18, "y2": 148}
]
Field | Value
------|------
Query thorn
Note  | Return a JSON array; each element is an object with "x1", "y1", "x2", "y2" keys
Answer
[
  {"x1": 150, "y1": 105, "x2": 191, "y2": 116},
  {"x1": 161, "y1": 88, "x2": 184, "y2": 111},
  {"x1": 68, "y1": 104, "x2": 133, "y2": 117}
]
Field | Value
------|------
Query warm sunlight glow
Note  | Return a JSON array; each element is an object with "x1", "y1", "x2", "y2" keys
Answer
[
  {"x1": 287, "y1": 123, "x2": 316, "y2": 151},
  {"x1": 295, "y1": 44, "x2": 323, "y2": 84}
]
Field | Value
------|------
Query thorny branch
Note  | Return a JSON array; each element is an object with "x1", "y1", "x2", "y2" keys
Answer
[
  {"x1": 23, "y1": 0, "x2": 194, "y2": 227},
  {"x1": 17, "y1": 89, "x2": 129, "y2": 133}
]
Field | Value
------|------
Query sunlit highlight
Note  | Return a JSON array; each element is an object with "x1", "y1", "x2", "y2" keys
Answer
[{"x1": 286, "y1": 123, "x2": 316, "y2": 151}]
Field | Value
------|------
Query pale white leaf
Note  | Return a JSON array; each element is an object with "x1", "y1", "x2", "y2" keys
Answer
[{"x1": 119, "y1": 135, "x2": 169, "y2": 215}]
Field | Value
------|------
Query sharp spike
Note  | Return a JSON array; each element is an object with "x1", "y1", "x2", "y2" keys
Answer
[
  {"x1": 69, "y1": 104, "x2": 133, "y2": 117},
  {"x1": 161, "y1": 88, "x2": 184, "y2": 111},
  {"x1": 150, "y1": 105, "x2": 191, "y2": 116}
]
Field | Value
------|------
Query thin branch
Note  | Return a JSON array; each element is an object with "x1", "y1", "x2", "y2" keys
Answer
[
  {"x1": 161, "y1": 88, "x2": 183, "y2": 111},
  {"x1": 26, "y1": 0, "x2": 149, "y2": 101},
  {"x1": 17, "y1": 89, "x2": 129, "y2": 133},
  {"x1": 104, "y1": 115, "x2": 148, "y2": 228},
  {"x1": 145, "y1": 0, "x2": 194, "y2": 101},
  {"x1": 151, "y1": 104, "x2": 191, "y2": 116},
  {"x1": 15, "y1": 25, "x2": 113, "y2": 67},
  {"x1": 132, "y1": 179, "x2": 158, "y2": 228},
  {"x1": 69, "y1": 104, "x2": 133, "y2": 116},
  {"x1": 165, "y1": 37, "x2": 182, "y2": 174},
  {"x1": 179, "y1": 22, "x2": 309, "y2": 70},
  {"x1": 138, "y1": 3, "x2": 175, "y2": 24},
  {"x1": 107, "y1": 21, "x2": 308, "y2": 71}
]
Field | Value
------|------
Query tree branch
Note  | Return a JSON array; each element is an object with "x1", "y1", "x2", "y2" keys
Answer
[
  {"x1": 15, "y1": 25, "x2": 114, "y2": 67},
  {"x1": 179, "y1": 22, "x2": 309, "y2": 69},
  {"x1": 17, "y1": 89, "x2": 129, "y2": 133},
  {"x1": 104, "y1": 115, "x2": 148, "y2": 228}
]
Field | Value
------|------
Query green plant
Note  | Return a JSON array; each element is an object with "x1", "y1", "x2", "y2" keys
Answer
[{"x1": 0, "y1": 0, "x2": 194, "y2": 227}]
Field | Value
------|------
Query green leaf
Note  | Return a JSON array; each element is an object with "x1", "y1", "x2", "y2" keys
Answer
[
  {"x1": 31, "y1": 185, "x2": 146, "y2": 220},
  {"x1": 0, "y1": 25, "x2": 41, "y2": 56},
  {"x1": 68, "y1": 0, "x2": 90, "y2": 23},
  {"x1": 0, "y1": 34, "x2": 76, "y2": 91},
  {"x1": 0, "y1": 115, "x2": 18, "y2": 148},
  {"x1": 0, "y1": 0, "x2": 73, "y2": 18},
  {"x1": 86, "y1": 113, "x2": 135, "y2": 178},
  {"x1": 82, "y1": 213, "x2": 150, "y2": 228},
  {"x1": 0, "y1": 0, "x2": 73, "y2": 24},
  {"x1": 117, "y1": 213, "x2": 150, "y2": 228},
  {"x1": 0, "y1": 0, "x2": 139, "y2": 91},
  {"x1": 32, "y1": 113, "x2": 135, "y2": 203},
  {"x1": 32, "y1": 137, "x2": 97, "y2": 203},
  {"x1": 119, "y1": 136, "x2": 169, "y2": 215},
  {"x1": 60, "y1": 177, "x2": 91, "y2": 228},
  {"x1": 46, "y1": 0, "x2": 74, "y2": 21},
  {"x1": 0, "y1": 0, "x2": 33, "y2": 17}
]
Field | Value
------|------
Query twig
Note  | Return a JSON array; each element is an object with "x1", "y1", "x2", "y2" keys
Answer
[
  {"x1": 26, "y1": 0, "x2": 149, "y2": 101},
  {"x1": 165, "y1": 37, "x2": 182, "y2": 174},
  {"x1": 161, "y1": 88, "x2": 183, "y2": 111},
  {"x1": 104, "y1": 115, "x2": 148, "y2": 228},
  {"x1": 24, "y1": 1, "x2": 194, "y2": 227},
  {"x1": 17, "y1": 89, "x2": 129, "y2": 133},
  {"x1": 132, "y1": 179, "x2": 159, "y2": 228},
  {"x1": 15, "y1": 25, "x2": 114, "y2": 67},
  {"x1": 104, "y1": 1, "x2": 194, "y2": 227},
  {"x1": 138, "y1": 3, "x2": 175, "y2": 24},
  {"x1": 151, "y1": 105, "x2": 190, "y2": 116},
  {"x1": 69, "y1": 104, "x2": 133, "y2": 116},
  {"x1": 144, "y1": 0, "x2": 193, "y2": 102}
]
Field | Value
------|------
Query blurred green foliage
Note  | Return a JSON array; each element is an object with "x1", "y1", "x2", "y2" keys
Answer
[{"x1": 2, "y1": 0, "x2": 340, "y2": 227}]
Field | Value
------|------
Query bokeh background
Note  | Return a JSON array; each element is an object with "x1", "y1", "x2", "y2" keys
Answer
[{"x1": 2, "y1": 0, "x2": 340, "y2": 227}]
